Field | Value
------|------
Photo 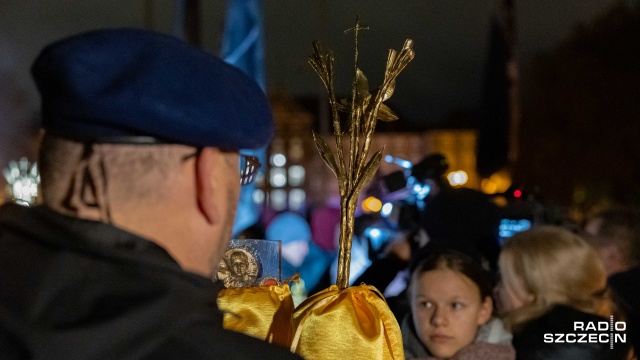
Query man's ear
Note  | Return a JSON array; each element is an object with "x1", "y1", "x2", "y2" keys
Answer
[{"x1": 195, "y1": 147, "x2": 220, "y2": 225}]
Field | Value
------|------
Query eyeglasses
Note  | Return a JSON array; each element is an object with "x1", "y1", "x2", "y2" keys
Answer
[
  {"x1": 182, "y1": 149, "x2": 261, "y2": 186},
  {"x1": 240, "y1": 154, "x2": 261, "y2": 185}
]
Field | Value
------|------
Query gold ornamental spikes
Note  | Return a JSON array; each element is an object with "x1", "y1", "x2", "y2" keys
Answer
[{"x1": 308, "y1": 16, "x2": 415, "y2": 289}]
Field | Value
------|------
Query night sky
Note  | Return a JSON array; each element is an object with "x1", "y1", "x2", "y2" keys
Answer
[{"x1": 0, "y1": 0, "x2": 634, "y2": 169}]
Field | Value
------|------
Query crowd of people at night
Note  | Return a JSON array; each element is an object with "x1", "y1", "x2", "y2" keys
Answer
[
  {"x1": 261, "y1": 155, "x2": 639, "y2": 359},
  {"x1": 0, "y1": 27, "x2": 638, "y2": 360}
]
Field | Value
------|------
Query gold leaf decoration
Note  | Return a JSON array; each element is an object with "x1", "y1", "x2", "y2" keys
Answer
[
  {"x1": 312, "y1": 131, "x2": 341, "y2": 180},
  {"x1": 355, "y1": 68, "x2": 370, "y2": 104},
  {"x1": 376, "y1": 104, "x2": 399, "y2": 122},
  {"x1": 309, "y1": 16, "x2": 414, "y2": 289},
  {"x1": 352, "y1": 148, "x2": 384, "y2": 196}
]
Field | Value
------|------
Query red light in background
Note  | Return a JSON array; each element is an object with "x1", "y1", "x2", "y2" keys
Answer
[{"x1": 514, "y1": 189, "x2": 522, "y2": 198}]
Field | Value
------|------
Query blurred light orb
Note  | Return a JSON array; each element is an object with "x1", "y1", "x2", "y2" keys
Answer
[
  {"x1": 288, "y1": 165, "x2": 305, "y2": 186},
  {"x1": 271, "y1": 153, "x2": 287, "y2": 167},
  {"x1": 272, "y1": 174, "x2": 286, "y2": 187},
  {"x1": 368, "y1": 228, "x2": 382, "y2": 239},
  {"x1": 253, "y1": 189, "x2": 265, "y2": 204},
  {"x1": 481, "y1": 170, "x2": 512, "y2": 194},
  {"x1": 289, "y1": 189, "x2": 306, "y2": 211},
  {"x1": 362, "y1": 196, "x2": 382, "y2": 213},
  {"x1": 269, "y1": 168, "x2": 287, "y2": 187},
  {"x1": 270, "y1": 190, "x2": 287, "y2": 211},
  {"x1": 381, "y1": 202, "x2": 393, "y2": 217},
  {"x1": 413, "y1": 183, "x2": 431, "y2": 199},
  {"x1": 447, "y1": 171, "x2": 468, "y2": 186}
]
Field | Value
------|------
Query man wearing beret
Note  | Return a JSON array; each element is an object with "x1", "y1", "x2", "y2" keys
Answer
[{"x1": 0, "y1": 29, "x2": 301, "y2": 359}]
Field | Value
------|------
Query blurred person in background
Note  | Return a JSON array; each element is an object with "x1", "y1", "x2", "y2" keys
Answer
[
  {"x1": 265, "y1": 212, "x2": 333, "y2": 304},
  {"x1": 412, "y1": 154, "x2": 501, "y2": 272},
  {"x1": 497, "y1": 226, "x2": 632, "y2": 360},
  {"x1": 583, "y1": 208, "x2": 640, "y2": 276},
  {"x1": 310, "y1": 202, "x2": 341, "y2": 254},
  {"x1": 355, "y1": 153, "x2": 500, "y2": 319},
  {"x1": 584, "y1": 208, "x2": 640, "y2": 353}
]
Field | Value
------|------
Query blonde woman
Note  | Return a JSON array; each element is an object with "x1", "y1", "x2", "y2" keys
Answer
[{"x1": 496, "y1": 226, "x2": 632, "y2": 360}]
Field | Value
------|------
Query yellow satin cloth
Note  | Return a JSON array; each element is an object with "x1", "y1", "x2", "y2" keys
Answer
[
  {"x1": 289, "y1": 284, "x2": 404, "y2": 360},
  {"x1": 217, "y1": 283, "x2": 294, "y2": 347}
]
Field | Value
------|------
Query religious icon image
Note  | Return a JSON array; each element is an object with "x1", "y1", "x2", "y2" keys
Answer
[
  {"x1": 215, "y1": 239, "x2": 282, "y2": 288},
  {"x1": 218, "y1": 248, "x2": 260, "y2": 288}
]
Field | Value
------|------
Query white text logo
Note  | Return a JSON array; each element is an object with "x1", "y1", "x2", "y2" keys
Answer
[{"x1": 543, "y1": 316, "x2": 626, "y2": 349}]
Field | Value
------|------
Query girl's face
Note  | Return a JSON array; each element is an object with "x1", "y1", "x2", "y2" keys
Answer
[{"x1": 411, "y1": 269, "x2": 492, "y2": 359}]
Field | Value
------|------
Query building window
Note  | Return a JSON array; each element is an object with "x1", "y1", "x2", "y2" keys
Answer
[
  {"x1": 288, "y1": 165, "x2": 305, "y2": 187},
  {"x1": 270, "y1": 189, "x2": 287, "y2": 211},
  {"x1": 289, "y1": 137, "x2": 304, "y2": 161},
  {"x1": 289, "y1": 189, "x2": 306, "y2": 211},
  {"x1": 253, "y1": 189, "x2": 265, "y2": 204},
  {"x1": 271, "y1": 153, "x2": 287, "y2": 167},
  {"x1": 270, "y1": 168, "x2": 287, "y2": 187}
]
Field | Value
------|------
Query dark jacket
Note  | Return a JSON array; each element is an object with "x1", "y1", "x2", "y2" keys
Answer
[
  {"x1": 609, "y1": 266, "x2": 640, "y2": 353},
  {"x1": 0, "y1": 204, "x2": 301, "y2": 360},
  {"x1": 512, "y1": 304, "x2": 630, "y2": 360}
]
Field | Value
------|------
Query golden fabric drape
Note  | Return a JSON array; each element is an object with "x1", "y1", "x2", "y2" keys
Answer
[
  {"x1": 217, "y1": 283, "x2": 294, "y2": 347},
  {"x1": 289, "y1": 284, "x2": 404, "y2": 360}
]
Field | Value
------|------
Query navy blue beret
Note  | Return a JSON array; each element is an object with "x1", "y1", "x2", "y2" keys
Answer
[{"x1": 31, "y1": 28, "x2": 273, "y2": 150}]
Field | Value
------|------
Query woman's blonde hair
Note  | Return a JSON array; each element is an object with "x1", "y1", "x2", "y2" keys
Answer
[{"x1": 499, "y1": 226, "x2": 611, "y2": 331}]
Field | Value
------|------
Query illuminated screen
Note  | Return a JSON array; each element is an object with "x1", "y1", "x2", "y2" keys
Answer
[{"x1": 499, "y1": 218, "x2": 532, "y2": 241}]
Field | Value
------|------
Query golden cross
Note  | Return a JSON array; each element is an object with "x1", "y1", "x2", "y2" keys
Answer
[
  {"x1": 343, "y1": 16, "x2": 369, "y2": 35},
  {"x1": 344, "y1": 16, "x2": 369, "y2": 76}
]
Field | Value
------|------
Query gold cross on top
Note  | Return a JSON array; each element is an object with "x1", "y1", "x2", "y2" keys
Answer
[{"x1": 343, "y1": 16, "x2": 369, "y2": 35}]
